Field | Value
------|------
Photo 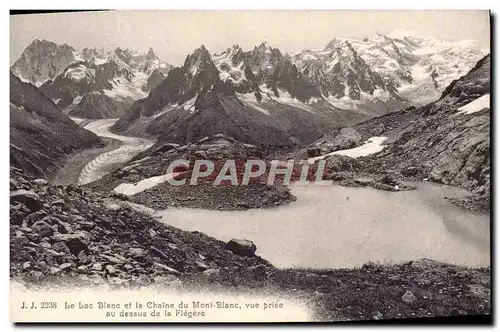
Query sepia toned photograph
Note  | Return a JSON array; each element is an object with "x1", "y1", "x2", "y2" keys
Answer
[{"x1": 9, "y1": 9, "x2": 491, "y2": 323}]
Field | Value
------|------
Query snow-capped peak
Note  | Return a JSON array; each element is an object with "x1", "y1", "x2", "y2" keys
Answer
[
  {"x1": 323, "y1": 38, "x2": 356, "y2": 51},
  {"x1": 324, "y1": 38, "x2": 341, "y2": 50},
  {"x1": 258, "y1": 41, "x2": 272, "y2": 49},
  {"x1": 11, "y1": 38, "x2": 76, "y2": 85},
  {"x1": 184, "y1": 45, "x2": 216, "y2": 76}
]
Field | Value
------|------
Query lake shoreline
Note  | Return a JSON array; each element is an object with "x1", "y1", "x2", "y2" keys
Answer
[{"x1": 153, "y1": 181, "x2": 489, "y2": 270}]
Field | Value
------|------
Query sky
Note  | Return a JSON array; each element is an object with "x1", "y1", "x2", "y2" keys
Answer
[{"x1": 10, "y1": 10, "x2": 490, "y2": 66}]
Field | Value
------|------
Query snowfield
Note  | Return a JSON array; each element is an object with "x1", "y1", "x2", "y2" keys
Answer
[
  {"x1": 64, "y1": 64, "x2": 96, "y2": 82},
  {"x1": 103, "y1": 71, "x2": 149, "y2": 102},
  {"x1": 457, "y1": 94, "x2": 490, "y2": 115},
  {"x1": 309, "y1": 136, "x2": 388, "y2": 163},
  {"x1": 235, "y1": 92, "x2": 270, "y2": 115},
  {"x1": 113, "y1": 172, "x2": 181, "y2": 196}
]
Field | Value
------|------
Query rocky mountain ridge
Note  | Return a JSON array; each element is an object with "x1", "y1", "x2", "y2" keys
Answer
[
  {"x1": 10, "y1": 72, "x2": 102, "y2": 178},
  {"x1": 109, "y1": 32, "x2": 486, "y2": 146},
  {"x1": 11, "y1": 39, "x2": 173, "y2": 119},
  {"x1": 110, "y1": 44, "x2": 368, "y2": 146},
  {"x1": 11, "y1": 32, "x2": 486, "y2": 124}
]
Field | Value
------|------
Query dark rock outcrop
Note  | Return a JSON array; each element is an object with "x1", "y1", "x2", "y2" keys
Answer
[
  {"x1": 10, "y1": 190, "x2": 42, "y2": 212},
  {"x1": 141, "y1": 68, "x2": 165, "y2": 92},
  {"x1": 226, "y1": 239, "x2": 257, "y2": 257},
  {"x1": 67, "y1": 92, "x2": 128, "y2": 119}
]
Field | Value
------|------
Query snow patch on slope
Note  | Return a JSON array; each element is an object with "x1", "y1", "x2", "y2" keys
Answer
[
  {"x1": 212, "y1": 46, "x2": 247, "y2": 84},
  {"x1": 236, "y1": 92, "x2": 270, "y2": 115},
  {"x1": 113, "y1": 172, "x2": 181, "y2": 196},
  {"x1": 182, "y1": 94, "x2": 198, "y2": 112},
  {"x1": 457, "y1": 94, "x2": 490, "y2": 115},
  {"x1": 73, "y1": 95, "x2": 83, "y2": 104},
  {"x1": 309, "y1": 136, "x2": 388, "y2": 163},
  {"x1": 64, "y1": 64, "x2": 96, "y2": 82},
  {"x1": 275, "y1": 89, "x2": 315, "y2": 113}
]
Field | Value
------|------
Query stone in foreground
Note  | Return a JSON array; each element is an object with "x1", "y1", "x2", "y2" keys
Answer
[
  {"x1": 226, "y1": 238, "x2": 257, "y2": 257},
  {"x1": 10, "y1": 190, "x2": 42, "y2": 212}
]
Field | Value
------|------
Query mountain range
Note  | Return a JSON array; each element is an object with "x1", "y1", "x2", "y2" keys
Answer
[
  {"x1": 12, "y1": 39, "x2": 173, "y2": 119},
  {"x1": 10, "y1": 31, "x2": 488, "y2": 147}
]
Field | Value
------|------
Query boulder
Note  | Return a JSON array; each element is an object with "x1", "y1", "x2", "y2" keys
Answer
[
  {"x1": 153, "y1": 262, "x2": 181, "y2": 275},
  {"x1": 226, "y1": 238, "x2": 257, "y2": 257},
  {"x1": 332, "y1": 127, "x2": 362, "y2": 150},
  {"x1": 31, "y1": 220, "x2": 54, "y2": 237},
  {"x1": 153, "y1": 275, "x2": 182, "y2": 288},
  {"x1": 77, "y1": 266, "x2": 89, "y2": 273},
  {"x1": 307, "y1": 147, "x2": 321, "y2": 158},
  {"x1": 52, "y1": 242, "x2": 70, "y2": 254},
  {"x1": 105, "y1": 264, "x2": 117, "y2": 275},
  {"x1": 59, "y1": 262, "x2": 73, "y2": 271},
  {"x1": 91, "y1": 263, "x2": 103, "y2": 271},
  {"x1": 76, "y1": 220, "x2": 95, "y2": 231},
  {"x1": 51, "y1": 232, "x2": 89, "y2": 255},
  {"x1": 77, "y1": 250, "x2": 91, "y2": 264},
  {"x1": 106, "y1": 203, "x2": 122, "y2": 211},
  {"x1": 10, "y1": 190, "x2": 42, "y2": 212},
  {"x1": 135, "y1": 275, "x2": 151, "y2": 286},
  {"x1": 128, "y1": 247, "x2": 146, "y2": 258},
  {"x1": 325, "y1": 155, "x2": 359, "y2": 172},
  {"x1": 26, "y1": 210, "x2": 48, "y2": 226},
  {"x1": 50, "y1": 199, "x2": 66, "y2": 207},
  {"x1": 33, "y1": 179, "x2": 48, "y2": 186},
  {"x1": 402, "y1": 290, "x2": 417, "y2": 304},
  {"x1": 400, "y1": 166, "x2": 420, "y2": 177}
]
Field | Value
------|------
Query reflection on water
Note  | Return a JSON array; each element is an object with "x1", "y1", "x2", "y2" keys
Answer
[{"x1": 155, "y1": 182, "x2": 490, "y2": 269}]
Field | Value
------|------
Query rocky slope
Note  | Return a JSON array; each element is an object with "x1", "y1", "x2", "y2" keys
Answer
[
  {"x1": 85, "y1": 134, "x2": 297, "y2": 211},
  {"x1": 65, "y1": 92, "x2": 129, "y2": 119},
  {"x1": 10, "y1": 167, "x2": 271, "y2": 287},
  {"x1": 10, "y1": 72, "x2": 102, "y2": 178},
  {"x1": 307, "y1": 54, "x2": 491, "y2": 210},
  {"x1": 10, "y1": 167, "x2": 491, "y2": 321}
]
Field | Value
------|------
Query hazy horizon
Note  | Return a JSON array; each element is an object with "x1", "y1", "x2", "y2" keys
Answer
[{"x1": 10, "y1": 10, "x2": 490, "y2": 66}]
